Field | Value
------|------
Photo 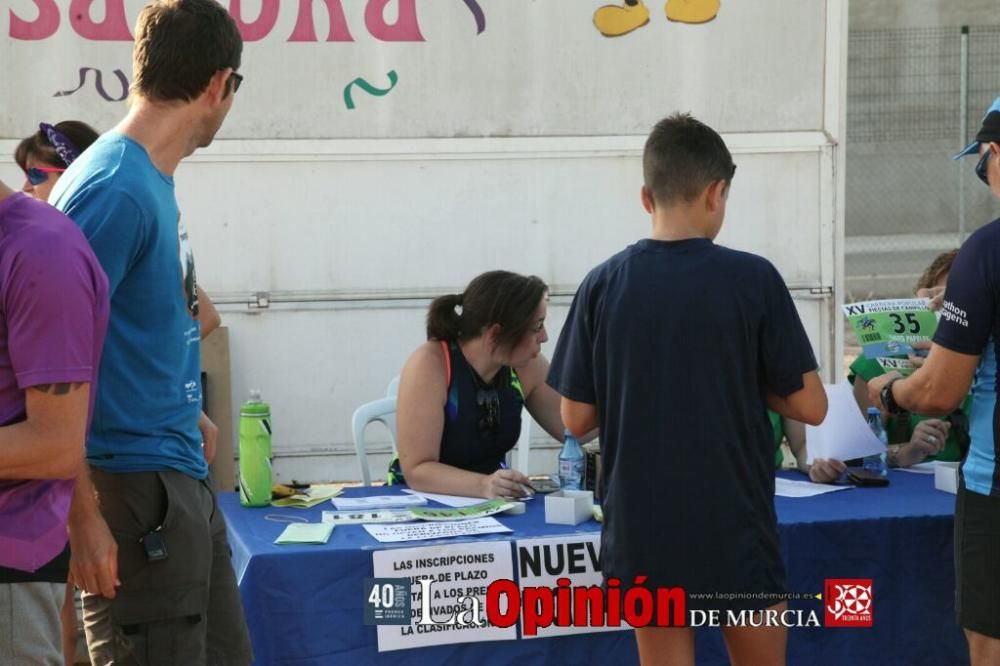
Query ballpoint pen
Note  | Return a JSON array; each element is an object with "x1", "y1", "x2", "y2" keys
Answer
[{"x1": 498, "y1": 461, "x2": 535, "y2": 498}]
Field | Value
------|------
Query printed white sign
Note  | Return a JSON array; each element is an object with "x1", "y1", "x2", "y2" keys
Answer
[
  {"x1": 515, "y1": 534, "x2": 627, "y2": 639},
  {"x1": 322, "y1": 509, "x2": 416, "y2": 525},
  {"x1": 373, "y1": 542, "x2": 516, "y2": 652},
  {"x1": 364, "y1": 517, "x2": 512, "y2": 543}
]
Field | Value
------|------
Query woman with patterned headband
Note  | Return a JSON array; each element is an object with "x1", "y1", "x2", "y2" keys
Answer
[
  {"x1": 14, "y1": 121, "x2": 222, "y2": 345},
  {"x1": 14, "y1": 121, "x2": 99, "y2": 203}
]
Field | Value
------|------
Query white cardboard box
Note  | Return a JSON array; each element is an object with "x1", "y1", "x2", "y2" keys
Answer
[
  {"x1": 934, "y1": 462, "x2": 960, "y2": 494},
  {"x1": 544, "y1": 490, "x2": 594, "y2": 525}
]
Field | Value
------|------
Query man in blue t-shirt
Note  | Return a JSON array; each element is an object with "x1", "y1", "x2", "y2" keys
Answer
[
  {"x1": 49, "y1": 1, "x2": 252, "y2": 663},
  {"x1": 548, "y1": 113, "x2": 827, "y2": 665},
  {"x1": 870, "y1": 96, "x2": 1000, "y2": 666}
]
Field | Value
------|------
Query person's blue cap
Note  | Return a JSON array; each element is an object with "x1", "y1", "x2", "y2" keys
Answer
[{"x1": 955, "y1": 95, "x2": 1000, "y2": 159}]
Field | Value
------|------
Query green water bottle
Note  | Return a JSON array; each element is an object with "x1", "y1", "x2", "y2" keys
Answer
[{"x1": 239, "y1": 389, "x2": 272, "y2": 507}]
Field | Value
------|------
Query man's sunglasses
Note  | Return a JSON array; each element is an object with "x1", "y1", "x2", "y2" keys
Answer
[
  {"x1": 229, "y1": 72, "x2": 244, "y2": 94},
  {"x1": 976, "y1": 151, "x2": 991, "y2": 186},
  {"x1": 476, "y1": 388, "x2": 500, "y2": 436},
  {"x1": 25, "y1": 166, "x2": 65, "y2": 186}
]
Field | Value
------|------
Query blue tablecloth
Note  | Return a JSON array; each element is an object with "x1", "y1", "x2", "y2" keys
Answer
[{"x1": 220, "y1": 470, "x2": 968, "y2": 665}]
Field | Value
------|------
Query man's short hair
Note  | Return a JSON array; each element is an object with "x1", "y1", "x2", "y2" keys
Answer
[
  {"x1": 132, "y1": 0, "x2": 243, "y2": 103},
  {"x1": 643, "y1": 113, "x2": 735, "y2": 205}
]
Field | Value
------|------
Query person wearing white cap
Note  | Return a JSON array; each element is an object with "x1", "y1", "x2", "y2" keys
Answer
[{"x1": 869, "y1": 95, "x2": 1000, "y2": 666}]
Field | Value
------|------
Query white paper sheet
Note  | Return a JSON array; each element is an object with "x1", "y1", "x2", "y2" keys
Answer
[
  {"x1": 401, "y1": 489, "x2": 491, "y2": 507},
  {"x1": 330, "y1": 494, "x2": 428, "y2": 510},
  {"x1": 363, "y1": 517, "x2": 512, "y2": 543},
  {"x1": 805, "y1": 383, "x2": 886, "y2": 463},
  {"x1": 775, "y1": 477, "x2": 852, "y2": 498}
]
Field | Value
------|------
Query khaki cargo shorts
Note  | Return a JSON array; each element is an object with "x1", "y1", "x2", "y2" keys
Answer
[{"x1": 82, "y1": 469, "x2": 252, "y2": 666}]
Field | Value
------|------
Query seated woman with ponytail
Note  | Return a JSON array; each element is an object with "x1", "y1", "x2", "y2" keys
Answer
[{"x1": 392, "y1": 271, "x2": 574, "y2": 499}]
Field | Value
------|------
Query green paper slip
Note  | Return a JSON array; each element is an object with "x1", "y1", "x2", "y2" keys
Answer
[
  {"x1": 409, "y1": 498, "x2": 516, "y2": 521},
  {"x1": 274, "y1": 522, "x2": 335, "y2": 545}
]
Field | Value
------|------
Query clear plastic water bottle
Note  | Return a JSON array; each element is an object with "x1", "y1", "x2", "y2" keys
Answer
[
  {"x1": 239, "y1": 389, "x2": 273, "y2": 507},
  {"x1": 558, "y1": 429, "x2": 585, "y2": 490},
  {"x1": 864, "y1": 407, "x2": 888, "y2": 477}
]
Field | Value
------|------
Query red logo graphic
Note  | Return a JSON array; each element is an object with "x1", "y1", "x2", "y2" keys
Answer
[{"x1": 824, "y1": 579, "x2": 873, "y2": 627}]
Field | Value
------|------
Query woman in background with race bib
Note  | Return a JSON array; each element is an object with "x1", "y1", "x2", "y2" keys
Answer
[{"x1": 848, "y1": 250, "x2": 969, "y2": 468}]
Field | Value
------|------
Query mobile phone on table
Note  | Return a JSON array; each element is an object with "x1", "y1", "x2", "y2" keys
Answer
[
  {"x1": 528, "y1": 478, "x2": 561, "y2": 493},
  {"x1": 847, "y1": 468, "x2": 890, "y2": 487}
]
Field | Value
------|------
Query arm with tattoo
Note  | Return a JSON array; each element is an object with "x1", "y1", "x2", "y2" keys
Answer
[
  {"x1": 0, "y1": 382, "x2": 90, "y2": 479},
  {"x1": 0, "y1": 225, "x2": 106, "y2": 482},
  {"x1": 32, "y1": 382, "x2": 84, "y2": 395}
]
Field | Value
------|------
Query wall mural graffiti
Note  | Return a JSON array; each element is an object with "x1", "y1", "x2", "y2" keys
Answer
[
  {"x1": 10, "y1": 1, "x2": 487, "y2": 107},
  {"x1": 343, "y1": 70, "x2": 399, "y2": 110},
  {"x1": 53, "y1": 67, "x2": 129, "y2": 101},
  {"x1": 9, "y1": 0, "x2": 484, "y2": 42},
  {"x1": 14, "y1": 1, "x2": 718, "y2": 115},
  {"x1": 460, "y1": 0, "x2": 486, "y2": 35},
  {"x1": 593, "y1": 0, "x2": 720, "y2": 38}
]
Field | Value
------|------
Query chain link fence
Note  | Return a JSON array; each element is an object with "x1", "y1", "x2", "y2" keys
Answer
[{"x1": 846, "y1": 25, "x2": 1000, "y2": 299}]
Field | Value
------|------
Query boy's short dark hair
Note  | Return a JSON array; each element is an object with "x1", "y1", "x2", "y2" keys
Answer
[
  {"x1": 643, "y1": 113, "x2": 735, "y2": 205},
  {"x1": 132, "y1": 0, "x2": 243, "y2": 103}
]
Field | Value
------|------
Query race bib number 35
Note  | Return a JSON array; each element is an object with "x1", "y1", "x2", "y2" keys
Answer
[{"x1": 843, "y1": 299, "x2": 937, "y2": 362}]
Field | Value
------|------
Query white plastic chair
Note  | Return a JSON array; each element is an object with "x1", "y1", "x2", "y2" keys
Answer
[
  {"x1": 351, "y1": 377, "x2": 400, "y2": 486},
  {"x1": 514, "y1": 407, "x2": 532, "y2": 473}
]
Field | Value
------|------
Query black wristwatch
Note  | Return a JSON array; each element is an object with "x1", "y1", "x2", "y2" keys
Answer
[{"x1": 880, "y1": 377, "x2": 905, "y2": 415}]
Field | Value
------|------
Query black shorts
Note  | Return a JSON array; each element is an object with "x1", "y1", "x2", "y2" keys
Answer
[{"x1": 955, "y1": 484, "x2": 1000, "y2": 638}]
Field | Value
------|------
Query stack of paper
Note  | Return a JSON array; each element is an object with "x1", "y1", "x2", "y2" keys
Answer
[{"x1": 330, "y1": 494, "x2": 428, "y2": 510}]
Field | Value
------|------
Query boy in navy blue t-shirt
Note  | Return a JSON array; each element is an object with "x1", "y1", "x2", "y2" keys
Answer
[{"x1": 548, "y1": 113, "x2": 827, "y2": 665}]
